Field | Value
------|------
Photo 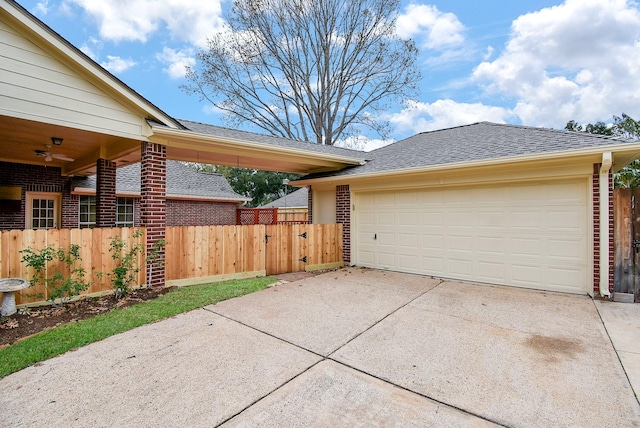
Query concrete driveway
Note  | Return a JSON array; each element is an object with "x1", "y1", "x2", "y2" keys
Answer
[{"x1": 2, "y1": 268, "x2": 639, "y2": 427}]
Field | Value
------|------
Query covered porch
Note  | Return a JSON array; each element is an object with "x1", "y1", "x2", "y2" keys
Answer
[{"x1": 0, "y1": 0, "x2": 364, "y2": 290}]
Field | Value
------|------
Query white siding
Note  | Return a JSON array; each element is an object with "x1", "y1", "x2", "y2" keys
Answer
[
  {"x1": 313, "y1": 189, "x2": 336, "y2": 224},
  {"x1": 0, "y1": 18, "x2": 147, "y2": 139}
]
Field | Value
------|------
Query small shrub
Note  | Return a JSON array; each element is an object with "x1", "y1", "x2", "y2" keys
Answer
[
  {"x1": 20, "y1": 244, "x2": 90, "y2": 305},
  {"x1": 99, "y1": 229, "x2": 144, "y2": 299}
]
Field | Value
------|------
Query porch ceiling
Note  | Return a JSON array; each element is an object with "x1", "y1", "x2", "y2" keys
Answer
[
  {"x1": 0, "y1": 115, "x2": 141, "y2": 176},
  {"x1": 1, "y1": 115, "x2": 365, "y2": 176}
]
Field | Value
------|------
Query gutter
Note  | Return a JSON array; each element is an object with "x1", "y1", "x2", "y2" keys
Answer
[{"x1": 599, "y1": 152, "x2": 613, "y2": 299}]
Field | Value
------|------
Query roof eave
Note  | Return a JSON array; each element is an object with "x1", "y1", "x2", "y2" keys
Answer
[
  {"x1": 294, "y1": 143, "x2": 640, "y2": 185},
  {"x1": 149, "y1": 126, "x2": 367, "y2": 167}
]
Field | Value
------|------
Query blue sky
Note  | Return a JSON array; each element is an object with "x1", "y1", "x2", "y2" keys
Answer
[{"x1": 18, "y1": 0, "x2": 640, "y2": 150}]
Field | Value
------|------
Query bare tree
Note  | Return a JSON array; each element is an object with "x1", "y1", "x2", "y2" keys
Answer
[{"x1": 184, "y1": 0, "x2": 420, "y2": 146}]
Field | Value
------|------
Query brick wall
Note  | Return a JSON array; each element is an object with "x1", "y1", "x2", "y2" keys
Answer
[
  {"x1": 96, "y1": 158, "x2": 116, "y2": 227},
  {"x1": 0, "y1": 161, "x2": 77, "y2": 230},
  {"x1": 336, "y1": 184, "x2": 350, "y2": 263},
  {"x1": 167, "y1": 200, "x2": 238, "y2": 226},
  {"x1": 593, "y1": 165, "x2": 614, "y2": 296},
  {"x1": 1, "y1": 160, "x2": 244, "y2": 234},
  {"x1": 141, "y1": 142, "x2": 166, "y2": 287},
  {"x1": 307, "y1": 185, "x2": 313, "y2": 224},
  {"x1": 62, "y1": 193, "x2": 79, "y2": 228}
]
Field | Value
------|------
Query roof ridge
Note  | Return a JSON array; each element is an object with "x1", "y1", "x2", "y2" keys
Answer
[
  {"x1": 371, "y1": 122, "x2": 484, "y2": 151},
  {"x1": 479, "y1": 121, "x2": 631, "y2": 142},
  {"x1": 379, "y1": 121, "x2": 631, "y2": 152}
]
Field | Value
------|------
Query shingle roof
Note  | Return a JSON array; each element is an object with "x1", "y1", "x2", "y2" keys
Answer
[
  {"x1": 262, "y1": 187, "x2": 309, "y2": 208},
  {"x1": 304, "y1": 122, "x2": 637, "y2": 179},
  {"x1": 177, "y1": 120, "x2": 369, "y2": 160},
  {"x1": 73, "y1": 160, "x2": 249, "y2": 201}
]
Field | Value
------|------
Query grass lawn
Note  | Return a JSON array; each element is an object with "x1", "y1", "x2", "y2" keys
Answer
[{"x1": 0, "y1": 276, "x2": 275, "y2": 378}]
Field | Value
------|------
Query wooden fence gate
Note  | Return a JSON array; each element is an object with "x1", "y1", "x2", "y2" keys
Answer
[
  {"x1": 614, "y1": 188, "x2": 640, "y2": 302},
  {"x1": 265, "y1": 224, "x2": 342, "y2": 275}
]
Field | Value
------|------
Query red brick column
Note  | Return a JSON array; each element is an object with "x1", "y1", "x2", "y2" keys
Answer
[
  {"x1": 141, "y1": 142, "x2": 166, "y2": 287},
  {"x1": 593, "y1": 165, "x2": 614, "y2": 296},
  {"x1": 307, "y1": 186, "x2": 313, "y2": 224},
  {"x1": 96, "y1": 158, "x2": 116, "y2": 227},
  {"x1": 61, "y1": 191, "x2": 79, "y2": 228},
  {"x1": 336, "y1": 185, "x2": 350, "y2": 263}
]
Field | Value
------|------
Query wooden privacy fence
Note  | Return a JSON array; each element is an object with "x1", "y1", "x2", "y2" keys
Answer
[
  {"x1": 165, "y1": 223, "x2": 343, "y2": 282},
  {"x1": 277, "y1": 208, "x2": 309, "y2": 224},
  {"x1": 614, "y1": 188, "x2": 640, "y2": 302},
  {"x1": 165, "y1": 225, "x2": 265, "y2": 282},
  {"x1": 0, "y1": 227, "x2": 145, "y2": 306},
  {"x1": 1, "y1": 224, "x2": 343, "y2": 306}
]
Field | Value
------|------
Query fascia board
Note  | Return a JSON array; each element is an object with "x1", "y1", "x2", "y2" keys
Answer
[{"x1": 294, "y1": 143, "x2": 640, "y2": 185}]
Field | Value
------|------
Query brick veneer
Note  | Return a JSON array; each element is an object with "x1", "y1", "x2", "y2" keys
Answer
[
  {"x1": 141, "y1": 142, "x2": 166, "y2": 287},
  {"x1": 307, "y1": 185, "x2": 313, "y2": 224},
  {"x1": 96, "y1": 158, "x2": 116, "y2": 227},
  {"x1": 336, "y1": 184, "x2": 350, "y2": 263},
  {"x1": 166, "y1": 199, "x2": 238, "y2": 226},
  {"x1": 592, "y1": 165, "x2": 614, "y2": 296},
  {"x1": 0, "y1": 161, "x2": 77, "y2": 230}
]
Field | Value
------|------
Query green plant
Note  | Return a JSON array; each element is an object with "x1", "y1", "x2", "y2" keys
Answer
[
  {"x1": 20, "y1": 244, "x2": 90, "y2": 305},
  {"x1": 99, "y1": 229, "x2": 144, "y2": 299}
]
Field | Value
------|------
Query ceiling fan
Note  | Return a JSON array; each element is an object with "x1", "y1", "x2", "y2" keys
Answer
[{"x1": 35, "y1": 145, "x2": 75, "y2": 162}]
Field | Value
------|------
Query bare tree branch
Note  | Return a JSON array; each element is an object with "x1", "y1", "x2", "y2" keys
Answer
[{"x1": 183, "y1": 0, "x2": 420, "y2": 145}]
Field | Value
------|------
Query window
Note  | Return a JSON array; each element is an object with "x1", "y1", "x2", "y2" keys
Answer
[
  {"x1": 26, "y1": 192, "x2": 61, "y2": 230},
  {"x1": 116, "y1": 197, "x2": 135, "y2": 227},
  {"x1": 79, "y1": 196, "x2": 96, "y2": 228}
]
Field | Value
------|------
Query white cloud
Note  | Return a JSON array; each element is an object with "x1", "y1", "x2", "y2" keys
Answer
[
  {"x1": 69, "y1": 0, "x2": 224, "y2": 47},
  {"x1": 472, "y1": 0, "x2": 640, "y2": 128},
  {"x1": 100, "y1": 56, "x2": 137, "y2": 73},
  {"x1": 33, "y1": 1, "x2": 49, "y2": 15},
  {"x1": 80, "y1": 43, "x2": 96, "y2": 60},
  {"x1": 156, "y1": 47, "x2": 195, "y2": 79},
  {"x1": 397, "y1": 3, "x2": 465, "y2": 50},
  {"x1": 482, "y1": 46, "x2": 494, "y2": 61},
  {"x1": 79, "y1": 37, "x2": 102, "y2": 61},
  {"x1": 389, "y1": 99, "x2": 514, "y2": 134}
]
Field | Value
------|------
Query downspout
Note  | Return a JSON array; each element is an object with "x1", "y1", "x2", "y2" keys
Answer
[{"x1": 599, "y1": 152, "x2": 613, "y2": 298}]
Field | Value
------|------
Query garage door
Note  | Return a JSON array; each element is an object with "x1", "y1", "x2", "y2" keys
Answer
[{"x1": 355, "y1": 180, "x2": 590, "y2": 294}]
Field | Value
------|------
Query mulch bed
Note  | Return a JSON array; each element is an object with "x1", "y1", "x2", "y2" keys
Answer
[{"x1": 0, "y1": 287, "x2": 173, "y2": 348}]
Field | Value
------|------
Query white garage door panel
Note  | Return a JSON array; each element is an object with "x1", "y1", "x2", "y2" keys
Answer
[{"x1": 355, "y1": 179, "x2": 589, "y2": 294}]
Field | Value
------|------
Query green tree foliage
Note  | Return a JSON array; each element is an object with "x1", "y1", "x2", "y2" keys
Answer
[
  {"x1": 565, "y1": 113, "x2": 640, "y2": 188},
  {"x1": 186, "y1": 163, "x2": 300, "y2": 207},
  {"x1": 184, "y1": 0, "x2": 420, "y2": 146}
]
